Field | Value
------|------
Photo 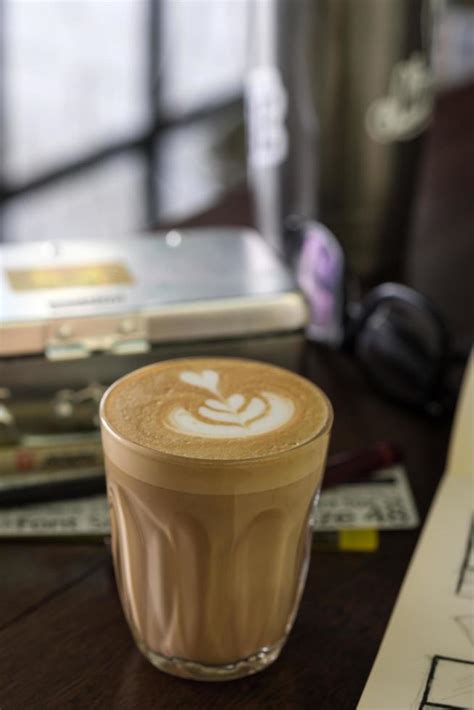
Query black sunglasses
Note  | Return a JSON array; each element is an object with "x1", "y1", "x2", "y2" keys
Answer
[{"x1": 343, "y1": 282, "x2": 456, "y2": 415}]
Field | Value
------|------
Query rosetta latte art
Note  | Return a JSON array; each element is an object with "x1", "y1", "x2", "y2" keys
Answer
[{"x1": 166, "y1": 369, "x2": 295, "y2": 438}]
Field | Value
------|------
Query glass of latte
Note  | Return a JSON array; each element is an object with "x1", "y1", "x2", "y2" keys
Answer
[{"x1": 100, "y1": 358, "x2": 332, "y2": 681}]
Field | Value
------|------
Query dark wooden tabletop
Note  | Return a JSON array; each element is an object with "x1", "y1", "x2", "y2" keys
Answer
[
  {"x1": 0, "y1": 346, "x2": 453, "y2": 710},
  {"x1": 0, "y1": 85, "x2": 472, "y2": 710}
]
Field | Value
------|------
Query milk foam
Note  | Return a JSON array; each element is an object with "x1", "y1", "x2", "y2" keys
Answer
[
  {"x1": 102, "y1": 358, "x2": 331, "y2": 461},
  {"x1": 166, "y1": 370, "x2": 294, "y2": 438}
]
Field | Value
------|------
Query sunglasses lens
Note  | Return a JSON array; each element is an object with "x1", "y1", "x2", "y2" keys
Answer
[{"x1": 355, "y1": 298, "x2": 446, "y2": 408}]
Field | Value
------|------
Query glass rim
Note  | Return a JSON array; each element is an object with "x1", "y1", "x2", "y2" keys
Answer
[{"x1": 99, "y1": 359, "x2": 333, "y2": 468}]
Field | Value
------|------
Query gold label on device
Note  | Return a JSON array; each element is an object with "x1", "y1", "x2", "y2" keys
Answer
[{"x1": 7, "y1": 262, "x2": 133, "y2": 291}]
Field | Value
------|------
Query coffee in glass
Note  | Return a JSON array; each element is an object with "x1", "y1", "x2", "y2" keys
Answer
[{"x1": 100, "y1": 358, "x2": 332, "y2": 680}]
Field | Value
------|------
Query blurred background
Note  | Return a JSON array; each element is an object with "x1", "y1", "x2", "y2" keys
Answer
[
  {"x1": 0, "y1": 0, "x2": 473, "y2": 328},
  {"x1": 0, "y1": 0, "x2": 247, "y2": 239}
]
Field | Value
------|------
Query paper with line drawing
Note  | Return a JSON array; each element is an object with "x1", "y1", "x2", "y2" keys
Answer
[{"x1": 357, "y1": 471, "x2": 474, "y2": 710}]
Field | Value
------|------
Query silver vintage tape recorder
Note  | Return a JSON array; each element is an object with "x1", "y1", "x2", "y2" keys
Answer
[{"x1": 0, "y1": 228, "x2": 307, "y2": 446}]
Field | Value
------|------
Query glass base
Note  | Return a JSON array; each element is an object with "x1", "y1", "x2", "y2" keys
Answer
[{"x1": 136, "y1": 638, "x2": 285, "y2": 681}]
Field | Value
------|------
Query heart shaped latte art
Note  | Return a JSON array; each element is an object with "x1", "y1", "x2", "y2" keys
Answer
[{"x1": 180, "y1": 370, "x2": 219, "y2": 393}]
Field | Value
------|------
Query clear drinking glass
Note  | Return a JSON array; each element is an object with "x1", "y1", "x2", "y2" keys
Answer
[{"x1": 100, "y1": 360, "x2": 332, "y2": 681}]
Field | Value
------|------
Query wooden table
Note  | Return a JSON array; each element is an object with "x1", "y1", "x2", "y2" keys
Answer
[
  {"x1": 0, "y1": 345, "x2": 452, "y2": 709},
  {"x1": 0, "y1": 85, "x2": 471, "y2": 709}
]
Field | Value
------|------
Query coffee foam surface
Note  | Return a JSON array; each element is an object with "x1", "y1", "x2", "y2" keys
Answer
[{"x1": 103, "y1": 358, "x2": 331, "y2": 461}]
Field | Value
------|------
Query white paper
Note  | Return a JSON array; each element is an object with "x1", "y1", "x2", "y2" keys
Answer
[
  {"x1": 0, "y1": 495, "x2": 109, "y2": 537},
  {"x1": 358, "y1": 470, "x2": 474, "y2": 710},
  {"x1": 358, "y1": 355, "x2": 474, "y2": 710},
  {"x1": 313, "y1": 465, "x2": 419, "y2": 531}
]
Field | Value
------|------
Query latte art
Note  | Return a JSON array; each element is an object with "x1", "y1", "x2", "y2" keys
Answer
[
  {"x1": 103, "y1": 358, "x2": 331, "y2": 461},
  {"x1": 166, "y1": 370, "x2": 294, "y2": 438}
]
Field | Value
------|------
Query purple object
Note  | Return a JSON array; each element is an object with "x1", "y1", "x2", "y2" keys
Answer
[{"x1": 297, "y1": 222, "x2": 345, "y2": 345}]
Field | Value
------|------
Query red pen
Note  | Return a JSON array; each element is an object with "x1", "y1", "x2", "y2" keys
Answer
[{"x1": 323, "y1": 441, "x2": 402, "y2": 491}]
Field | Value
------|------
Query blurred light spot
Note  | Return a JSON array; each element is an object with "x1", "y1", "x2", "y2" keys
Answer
[{"x1": 165, "y1": 230, "x2": 182, "y2": 248}]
